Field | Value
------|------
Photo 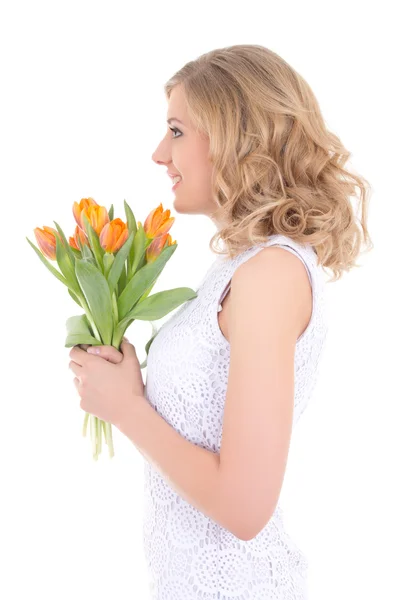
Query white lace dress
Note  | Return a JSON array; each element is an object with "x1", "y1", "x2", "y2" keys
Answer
[{"x1": 142, "y1": 233, "x2": 329, "y2": 599}]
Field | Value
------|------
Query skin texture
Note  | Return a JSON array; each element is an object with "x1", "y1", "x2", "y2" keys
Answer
[
  {"x1": 151, "y1": 83, "x2": 230, "y2": 337},
  {"x1": 151, "y1": 84, "x2": 222, "y2": 227},
  {"x1": 70, "y1": 339, "x2": 145, "y2": 429},
  {"x1": 216, "y1": 246, "x2": 312, "y2": 538}
]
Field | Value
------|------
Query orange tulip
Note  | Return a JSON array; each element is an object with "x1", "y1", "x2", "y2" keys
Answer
[
  {"x1": 146, "y1": 232, "x2": 176, "y2": 263},
  {"x1": 69, "y1": 225, "x2": 89, "y2": 251},
  {"x1": 143, "y1": 203, "x2": 175, "y2": 238},
  {"x1": 99, "y1": 218, "x2": 129, "y2": 253},
  {"x1": 34, "y1": 226, "x2": 62, "y2": 261},
  {"x1": 73, "y1": 197, "x2": 99, "y2": 229},
  {"x1": 80, "y1": 204, "x2": 110, "y2": 237}
]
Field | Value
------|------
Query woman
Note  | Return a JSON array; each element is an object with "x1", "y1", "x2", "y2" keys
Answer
[{"x1": 73, "y1": 44, "x2": 373, "y2": 599}]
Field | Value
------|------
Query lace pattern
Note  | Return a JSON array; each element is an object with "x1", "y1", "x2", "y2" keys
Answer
[{"x1": 142, "y1": 234, "x2": 329, "y2": 599}]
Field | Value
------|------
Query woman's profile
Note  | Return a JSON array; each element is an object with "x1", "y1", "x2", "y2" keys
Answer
[{"x1": 142, "y1": 44, "x2": 373, "y2": 599}]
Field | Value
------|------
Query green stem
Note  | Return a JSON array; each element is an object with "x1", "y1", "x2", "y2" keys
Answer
[
  {"x1": 111, "y1": 327, "x2": 123, "y2": 349},
  {"x1": 102, "y1": 420, "x2": 107, "y2": 445},
  {"x1": 112, "y1": 291, "x2": 119, "y2": 328},
  {"x1": 82, "y1": 412, "x2": 89, "y2": 436},
  {"x1": 97, "y1": 417, "x2": 102, "y2": 455},
  {"x1": 90, "y1": 415, "x2": 97, "y2": 460},
  {"x1": 82, "y1": 413, "x2": 115, "y2": 459},
  {"x1": 105, "y1": 422, "x2": 115, "y2": 458},
  {"x1": 77, "y1": 292, "x2": 102, "y2": 341},
  {"x1": 76, "y1": 292, "x2": 117, "y2": 459}
]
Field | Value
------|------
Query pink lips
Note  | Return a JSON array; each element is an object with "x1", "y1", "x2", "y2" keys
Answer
[{"x1": 172, "y1": 179, "x2": 181, "y2": 191}]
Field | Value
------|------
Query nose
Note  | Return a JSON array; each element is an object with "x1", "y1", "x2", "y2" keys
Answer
[{"x1": 151, "y1": 134, "x2": 171, "y2": 167}]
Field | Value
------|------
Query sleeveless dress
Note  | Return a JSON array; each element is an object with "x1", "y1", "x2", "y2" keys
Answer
[{"x1": 142, "y1": 233, "x2": 329, "y2": 600}]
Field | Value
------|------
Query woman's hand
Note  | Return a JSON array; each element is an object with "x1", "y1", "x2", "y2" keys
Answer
[{"x1": 69, "y1": 337, "x2": 146, "y2": 429}]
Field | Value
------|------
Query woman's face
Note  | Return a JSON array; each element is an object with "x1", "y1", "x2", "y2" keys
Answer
[{"x1": 152, "y1": 84, "x2": 220, "y2": 224}]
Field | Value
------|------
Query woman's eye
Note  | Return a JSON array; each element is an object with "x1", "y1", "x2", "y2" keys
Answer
[{"x1": 169, "y1": 127, "x2": 182, "y2": 139}]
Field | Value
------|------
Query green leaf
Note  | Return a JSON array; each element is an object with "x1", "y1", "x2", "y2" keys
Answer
[
  {"x1": 103, "y1": 252, "x2": 114, "y2": 279},
  {"x1": 75, "y1": 259, "x2": 114, "y2": 345},
  {"x1": 108, "y1": 204, "x2": 114, "y2": 221},
  {"x1": 146, "y1": 320, "x2": 159, "y2": 351},
  {"x1": 65, "y1": 314, "x2": 101, "y2": 347},
  {"x1": 118, "y1": 262, "x2": 127, "y2": 296},
  {"x1": 26, "y1": 236, "x2": 68, "y2": 286},
  {"x1": 139, "y1": 320, "x2": 159, "y2": 368},
  {"x1": 65, "y1": 333, "x2": 102, "y2": 348},
  {"x1": 124, "y1": 200, "x2": 138, "y2": 277},
  {"x1": 55, "y1": 235, "x2": 82, "y2": 296},
  {"x1": 77, "y1": 234, "x2": 85, "y2": 253},
  {"x1": 81, "y1": 212, "x2": 105, "y2": 273},
  {"x1": 124, "y1": 199, "x2": 137, "y2": 235},
  {"x1": 53, "y1": 221, "x2": 77, "y2": 266},
  {"x1": 129, "y1": 225, "x2": 152, "y2": 279},
  {"x1": 119, "y1": 286, "x2": 197, "y2": 327},
  {"x1": 68, "y1": 289, "x2": 83, "y2": 307},
  {"x1": 107, "y1": 231, "x2": 134, "y2": 295},
  {"x1": 66, "y1": 313, "x2": 92, "y2": 336},
  {"x1": 81, "y1": 242, "x2": 96, "y2": 265},
  {"x1": 117, "y1": 242, "x2": 177, "y2": 320},
  {"x1": 139, "y1": 280, "x2": 155, "y2": 302},
  {"x1": 70, "y1": 246, "x2": 82, "y2": 258}
]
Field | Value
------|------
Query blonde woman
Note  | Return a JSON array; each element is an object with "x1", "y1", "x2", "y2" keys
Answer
[{"x1": 76, "y1": 44, "x2": 373, "y2": 599}]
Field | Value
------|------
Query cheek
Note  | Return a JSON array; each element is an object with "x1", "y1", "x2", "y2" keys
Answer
[
  {"x1": 174, "y1": 139, "x2": 212, "y2": 192},
  {"x1": 185, "y1": 167, "x2": 210, "y2": 194},
  {"x1": 185, "y1": 152, "x2": 212, "y2": 184}
]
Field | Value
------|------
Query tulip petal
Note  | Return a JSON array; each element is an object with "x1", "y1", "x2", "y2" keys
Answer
[
  {"x1": 73, "y1": 197, "x2": 98, "y2": 229},
  {"x1": 99, "y1": 222, "x2": 113, "y2": 252},
  {"x1": 114, "y1": 227, "x2": 129, "y2": 253},
  {"x1": 99, "y1": 218, "x2": 129, "y2": 254},
  {"x1": 142, "y1": 203, "x2": 176, "y2": 239},
  {"x1": 69, "y1": 236, "x2": 79, "y2": 251},
  {"x1": 34, "y1": 226, "x2": 58, "y2": 260},
  {"x1": 154, "y1": 216, "x2": 175, "y2": 237}
]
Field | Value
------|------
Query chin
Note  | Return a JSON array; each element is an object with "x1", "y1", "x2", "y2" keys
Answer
[
  {"x1": 173, "y1": 195, "x2": 191, "y2": 212},
  {"x1": 172, "y1": 198, "x2": 185, "y2": 213},
  {"x1": 173, "y1": 194, "x2": 204, "y2": 216}
]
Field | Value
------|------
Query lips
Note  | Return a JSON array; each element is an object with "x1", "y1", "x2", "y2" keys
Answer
[{"x1": 172, "y1": 179, "x2": 181, "y2": 190}]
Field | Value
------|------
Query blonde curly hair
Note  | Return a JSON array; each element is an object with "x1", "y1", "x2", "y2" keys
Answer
[{"x1": 164, "y1": 44, "x2": 373, "y2": 282}]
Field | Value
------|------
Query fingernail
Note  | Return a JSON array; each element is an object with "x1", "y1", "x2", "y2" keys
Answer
[{"x1": 87, "y1": 347, "x2": 100, "y2": 354}]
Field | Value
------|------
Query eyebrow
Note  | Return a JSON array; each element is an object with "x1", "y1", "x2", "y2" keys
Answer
[{"x1": 167, "y1": 118, "x2": 184, "y2": 126}]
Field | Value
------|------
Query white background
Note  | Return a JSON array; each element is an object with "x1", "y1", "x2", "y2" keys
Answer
[{"x1": 1, "y1": 1, "x2": 399, "y2": 598}]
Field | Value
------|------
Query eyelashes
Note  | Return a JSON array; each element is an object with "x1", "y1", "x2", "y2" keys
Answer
[{"x1": 169, "y1": 127, "x2": 182, "y2": 139}]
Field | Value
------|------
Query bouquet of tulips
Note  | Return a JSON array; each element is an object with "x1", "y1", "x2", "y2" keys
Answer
[{"x1": 26, "y1": 197, "x2": 197, "y2": 459}]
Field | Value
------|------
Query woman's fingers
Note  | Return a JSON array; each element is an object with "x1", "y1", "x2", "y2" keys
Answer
[
  {"x1": 86, "y1": 345, "x2": 124, "y2": 364},
  {"x1": 78, "y1": 339, "x2": 128, "y2": 364}
]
